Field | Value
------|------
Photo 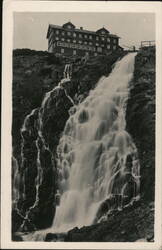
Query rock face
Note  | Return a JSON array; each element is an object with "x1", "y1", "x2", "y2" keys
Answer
[
  {"x1": 12, "y1": 49, "x2": 126, "y2": 234},
  {"x1": 126, "y1": 46, "x2": 155, "y2": 202},
  {"x1": 64, "y1": 201, "x2": 154, "y2": 242}
]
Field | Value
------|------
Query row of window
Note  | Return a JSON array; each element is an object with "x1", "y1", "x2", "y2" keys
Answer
[
  {"x1": 53, "y1": 41, "x2": 117, "y2": 50},
  {"x1": 53, "y1": 37, "x2": 114, "y2": 48},
  {"x1": 59, "y1": 46, "x2": 117, "y2": 55},
  {"x1": 60, "y1": 48, "x2": 97, "y2": 56},
  {"x1": 53, "y1": 29, "x2": 117, "y2": 43}
]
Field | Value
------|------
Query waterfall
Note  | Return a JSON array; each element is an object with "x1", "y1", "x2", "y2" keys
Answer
[
  {"x1": 12, "y1": 156, "x2": 20, "y2": 207},
  {"x1": 14, "y1": 63, "x2": 74, "y2": 231},
  {"x1": 63, "y1": 64, "x2": 72, "y2": 80},
  {"x1": 52, "y1": 53, "x2": 140, "y2": 233}
]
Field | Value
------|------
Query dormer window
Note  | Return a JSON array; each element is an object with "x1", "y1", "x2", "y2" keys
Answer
[
  {"x1": 67, "y1": 25, "x2": 72, "y2": 29},
  {"x1": 101, "y1": 31, "x2": 105, "y2": 34}
]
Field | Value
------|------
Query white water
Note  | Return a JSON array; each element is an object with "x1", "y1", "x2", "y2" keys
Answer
[
  {"x1": 53, "y1": 53, "x2": 140, "y2": 233},
  {"x1": 17, "y1": 64, "x2": 74, "y2": 231}
]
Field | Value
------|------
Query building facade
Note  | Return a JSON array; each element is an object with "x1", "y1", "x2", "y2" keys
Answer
[{"x1": 47, "y1": 22, "x2": 122, "y2": 57}]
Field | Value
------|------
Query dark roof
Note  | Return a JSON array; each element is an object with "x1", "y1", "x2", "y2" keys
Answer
[
  {"x1": 62, "y1": 22, "x2": 76, "y2": 29},
  {"x1": 96, "y1": 27, "x2": 110, "y2": 34},
  {"x1": 47, "y1": 24, "x2": 119, "y2": 38}
]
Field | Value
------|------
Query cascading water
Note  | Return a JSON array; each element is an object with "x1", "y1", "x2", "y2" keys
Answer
[
  {"x1": 14, "y1": 63, "x2": 74, "y2": 232},
  {"x1": 53, "y1": 53, "x2": 140, "y2": 233}
]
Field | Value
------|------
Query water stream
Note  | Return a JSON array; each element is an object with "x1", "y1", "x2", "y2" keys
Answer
[{"x1": 52, "y1": 53, "x2": 140, "y2": 233}]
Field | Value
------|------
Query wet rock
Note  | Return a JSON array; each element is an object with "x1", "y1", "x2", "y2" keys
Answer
[
  {"x1": 45, "y1": 233, "x2": 58, "y2": 242},
  {"x1": 12, "y1": 234, "x2": 23, "y2": 241},
  {"x1": 65, "y1": 201, "x2": 154, "y2": 242},
  {"x1": 126, "y1": 46, "x2": 155, "y2": 202}
]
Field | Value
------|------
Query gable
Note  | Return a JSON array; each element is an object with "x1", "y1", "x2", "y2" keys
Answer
[
  {"x1": 62, "y1": 22, "x2": 76, "y2": 29},
  {"x1": 96, "y1": 28, "x2": 110, "y2": 35}
]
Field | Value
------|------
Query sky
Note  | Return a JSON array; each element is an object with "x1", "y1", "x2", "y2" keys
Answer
[{"x1": 13, "y1": 12, "x2": 155, "y2": 51}]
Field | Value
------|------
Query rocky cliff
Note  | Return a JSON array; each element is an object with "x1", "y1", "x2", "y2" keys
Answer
[{"x1": 12, "y1": 49, "x2": 126, "y2": 234}]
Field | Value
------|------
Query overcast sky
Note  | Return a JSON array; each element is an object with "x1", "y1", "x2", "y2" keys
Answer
[{"x1": 13, "y1": 12, "x2": 155, "y2": 50}]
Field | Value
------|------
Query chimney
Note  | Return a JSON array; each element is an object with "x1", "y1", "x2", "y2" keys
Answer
[{"x1": 80, "y1": 27, "x2": 83, "y2": 30}]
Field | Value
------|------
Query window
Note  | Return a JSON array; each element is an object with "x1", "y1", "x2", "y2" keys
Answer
[
  {"x1": 84, "y1": 41, "x2": 88, "y2": 45},
  {"x1": 113, "y1": 45, "x2": 117, "y2": 50},
  {"x1": 73, "y1": 40, "x2": 76, "y2": 43},
  {"x1": 67, "y1": 39, "x2": 70, "y2": 42},
  {"x1": 68, "y1": 25, "x2": 72, "y2": 29},
  {"x1": 79, "y1": 33, "x2": 82, "y2": 38},
  {"x1": 113, "y1": 39, "x2": 117, "y2": 44},
  {"x1": 61, "y1": 48, "x2": 64, "y2": 53},
  {"x1": 62, "y1": 31, "x2": 65, "y2": 36},
  {"x1": 61, "y1": 38, "x2": 65, "y2": 41},
  {"x1": 101, "y1": 44, "x2": 104, "y2": 47},
  {"x1": 79, "y1": 40, "x2": 82, "y2": 44},
  {"x1": 67, "y1": 31, "x2": 71, "y2": 36},
  {"x1": 107, "y1": 45, "x2": 110, "y2": 49},
  {"x1": 97, "y1": 47, "x2": 102, "y2": 52},
  {"x1": 101, "y1": 37, "x2": 105, "y2": 41},
  {"x1": 96, "y1": 43, "x2": 99, "y2": 46},
  {"x1": 84, "y1": 34, "x2": 88, "y2": 38},
  {"x1": 56, "y1": 37, "x2": 59, "y2": 41},
  {"x1": 101, "y1": 31, "x2": 105, "y2": 35},
  {"x1": 73, "y1": 33, "x2": 77, "y2": 37},
  {"x1": 89, "y1": 42, "x2": 92, "y2": 45},
  {"x1": 89, "y1": 35, "x2": 92, "y2": 39},
  {"x1": 56, "y1": 30, "x2": 59, "y2": 34},
  {"x1": 73, "y1": 50, "x2": 77, "y2": 55},
  {"x1": 96, "y1": 36, "x2": 99, "y2": 40},
  {"x1": 107, "y1": 38, "x2": 110, "y2": 42},
  {"x1": 94, "y1": 52, "x2": 98, "y2": 56},
  {"x1": 85, "y1": 52, "x2": 89, "y2": 56}
]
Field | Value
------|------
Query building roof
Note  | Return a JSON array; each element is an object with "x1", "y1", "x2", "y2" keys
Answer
[
  {"x1": 62, "y1": 21, "x2": 76, "y2": 29},
  {"x1": 47, "y1": 23, "x2": 120, "y2": 39},
  {"x1": 96, "y1": 27, "x2": 110, "y2": 34}
]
